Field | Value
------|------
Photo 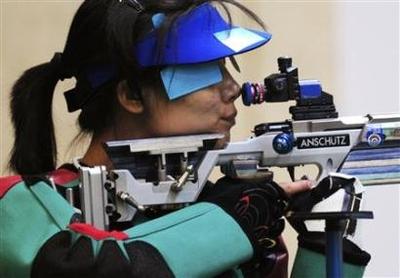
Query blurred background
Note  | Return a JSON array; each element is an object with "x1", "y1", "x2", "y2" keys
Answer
[{"x1": 1, "y1": 0, "x2": 399, "y2": 276}]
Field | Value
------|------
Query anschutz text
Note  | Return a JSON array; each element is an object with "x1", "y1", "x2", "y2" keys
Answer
[{"x1": 297, "y1": 135, "x2": 350, "y2": 149}]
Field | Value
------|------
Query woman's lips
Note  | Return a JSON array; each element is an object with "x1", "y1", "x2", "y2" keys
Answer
[
  {"x1": 220, "y1": 110, "x2": 237, "y2": 129},
  {"x1": 220, "y1": 117, "x2": 236, "y2": 129}
]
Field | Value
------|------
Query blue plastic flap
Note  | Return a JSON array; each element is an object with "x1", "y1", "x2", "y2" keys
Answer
[{"x1": 161, "y1": 61, "x2": 223, "y2": 100}]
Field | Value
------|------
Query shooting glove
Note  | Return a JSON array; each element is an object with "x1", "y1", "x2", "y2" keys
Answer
[
  {"x1": 200, "y1": 177, "x2": 289, "y2": 274},
  {"x1": 287, "y1": 174, "x2": 371, "y2": 278},
  {"x1": 287, "y1": 173, "x2": 359, "y2": 233}
]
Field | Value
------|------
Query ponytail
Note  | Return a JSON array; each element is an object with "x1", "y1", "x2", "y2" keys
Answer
[{"x1": 9, "y1": 57, "x2": 63, "y2": 175}]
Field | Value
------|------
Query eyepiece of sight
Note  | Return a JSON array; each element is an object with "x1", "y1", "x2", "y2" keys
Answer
[
  {"x1": 241, "y1": 82, "x2": 266, "y2": 106},
  {"x1": 241, "y1": 56, "x2": 299, "y2": 106}
]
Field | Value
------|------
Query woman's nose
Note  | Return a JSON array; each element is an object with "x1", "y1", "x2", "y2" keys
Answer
[{"x1": 221, "y1": 78, "x2": 241, "y2": 103}]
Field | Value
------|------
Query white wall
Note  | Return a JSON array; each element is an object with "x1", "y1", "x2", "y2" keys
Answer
[
  {"x1": 333, "y1": 2, "x2": 399, "y2": 277},
  {"x1": 333, "y1": 2, "x2": 399, "y2": 116}
]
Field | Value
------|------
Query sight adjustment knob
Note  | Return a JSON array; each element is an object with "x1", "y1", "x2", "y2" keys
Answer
[{"x1": 273, "y1": 133, "x2": 294, "y2": 154}]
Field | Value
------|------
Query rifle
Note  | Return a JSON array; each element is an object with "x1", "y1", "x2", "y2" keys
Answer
[{"x1": 77, "y1": 57, "x2": 400, "y2": 230}]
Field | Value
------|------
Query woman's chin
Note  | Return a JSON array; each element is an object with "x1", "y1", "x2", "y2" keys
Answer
[{"x1": 214, "y1": 132, "x2": 231, "y2": 149}]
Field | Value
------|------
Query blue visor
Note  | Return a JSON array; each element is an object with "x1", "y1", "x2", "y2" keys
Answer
[
  {"x1": 135, "y1": 3, "x2": 271, "y2": 67},
  {"x1": 64, "y1": 3, "x2": 271, "y2": 111}
]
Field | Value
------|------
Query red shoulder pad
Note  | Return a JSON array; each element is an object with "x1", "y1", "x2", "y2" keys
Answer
[
  {"x1": 49, "y1": 168, "x2": 79, "y2": 187},
  {"x1": 0, "y1": 175, "x2": 23, "y2": 198}
]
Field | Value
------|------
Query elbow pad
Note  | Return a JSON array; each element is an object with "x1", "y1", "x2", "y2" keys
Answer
[{"x1": 31, "y1": 230, "x2": 174, "y2": 278}]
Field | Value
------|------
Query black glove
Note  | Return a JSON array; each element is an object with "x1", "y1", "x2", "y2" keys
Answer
[
  {"x1": 287, "y1": 174, "x2": 371, "y2": 277},
  {"x1": 298, "y1": 232, "x2": 370, "y2": 266},
  {"x1": 201, "y1": 177, "x2": 288, "y2": 243},
  {"x1": 290, "y1": 231, "x2": 371, "y2": 278},
  {"x1": 287, "y1": 174, "x2": 357, "y2": 234},
  {"x1": 200, "y1": 176, "x2": 288, "y2": 274}
]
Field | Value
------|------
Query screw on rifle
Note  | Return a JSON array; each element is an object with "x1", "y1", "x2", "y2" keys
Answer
[
  {"x1": 117, "y1": 191, "x2": 145, "y2": 211},
  {"x1": 105, "y1": 204, "x2": 116, "y2": 215},
  {"x1": 171, "y1": 165, "x2": 194, "y2": 192},
  {"x1": 107, "y1": 171, "x2": 119, "y2": 181},
  {"x1": 104, "y1": 182, "x2": 114, "y2": 191}
]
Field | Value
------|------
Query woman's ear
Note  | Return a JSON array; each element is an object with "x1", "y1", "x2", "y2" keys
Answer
[{"x1": 116, "y1": 80, "x2": 144, "y2": 114}]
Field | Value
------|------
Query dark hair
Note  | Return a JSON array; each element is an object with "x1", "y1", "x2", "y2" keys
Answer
[{"x1": 9, "y1": 0, "x2": 265, "y2": 175}]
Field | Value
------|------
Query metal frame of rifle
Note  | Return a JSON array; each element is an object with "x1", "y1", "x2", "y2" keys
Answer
[{"x1": 78, "y1": 114, "x2": 400, "y2": 230}]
